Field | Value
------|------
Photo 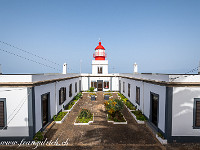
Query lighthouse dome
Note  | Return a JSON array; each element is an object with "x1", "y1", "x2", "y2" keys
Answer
[{"x1": 95, "y1": 42, "x2": 105, "y2": 50}]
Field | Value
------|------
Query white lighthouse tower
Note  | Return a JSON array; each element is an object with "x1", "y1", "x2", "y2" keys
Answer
[{"x1": 92, "y1": 42, "x2": 108, "y2": 75}]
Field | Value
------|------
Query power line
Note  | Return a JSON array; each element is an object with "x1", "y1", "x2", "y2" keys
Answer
[
  {"x1": 0, "y1": 40, "x2": 61, "y2": 66},
  {"x1": 170, "y1": 66, "x2": 199, "y2": 81},
  {"x1": 1, "y1": 89, "x2": 31, "y2": 130},
  {"x1": 0, "y1": 48, "x2": 61, "y2": 71}
]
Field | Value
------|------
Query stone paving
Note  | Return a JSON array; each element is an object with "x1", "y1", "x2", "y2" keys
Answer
[{"x1": 43, "y1": 92, "x2": 165, "y2": 149}]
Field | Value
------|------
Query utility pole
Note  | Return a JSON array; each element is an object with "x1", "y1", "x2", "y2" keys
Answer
[{"x1": 80, "y1": 59, "x2": 82, "y2": 74}]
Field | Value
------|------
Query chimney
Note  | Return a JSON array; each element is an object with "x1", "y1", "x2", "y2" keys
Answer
[
  {"x1": 0, "y1": 64, "x2": 2, "y2": 74},
  {"x1": 63, "y1": 63, "x2": 67, "y2": 74},
  {"x1": 134, "y1": 62, "x2": 138, "y2": 74}
]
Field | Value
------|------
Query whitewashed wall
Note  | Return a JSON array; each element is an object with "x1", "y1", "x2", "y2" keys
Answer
[
  {"x1": 111, "y1": 77, "x2": 119, "y2": 91},
  {"x1": 34, "y1": 77, "x2": 80, "y2": 133},
  {"x1": 172, "y1": 87, "x2": 200, "y2": 136},
  {"x1": 92, "y1": 60, "x2": 108, "y2": 75},
  {"x1": 143, "y1": 83, "x2": 166, "y2": 133},
  {"x1": 81, "y1": 76, "x2": 89, "y2": 91},
  {"x1": 0, "y1": 87, "x2": 29, "y2": 137},
  {"x1": 120, "y1": 78, "x2": 166, "y2": 133}
]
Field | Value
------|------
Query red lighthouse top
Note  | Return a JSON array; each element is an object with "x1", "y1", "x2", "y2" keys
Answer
[
  {"x1": 95, "y1": 42, "x2": 105, "y2": 50},
  {"x1": 93, "y1": 42, "x2": 107, "y2": 60}
]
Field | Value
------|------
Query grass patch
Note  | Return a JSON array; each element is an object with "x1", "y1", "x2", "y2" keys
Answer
[
  {"x1": 132, "y1": 110, "x2": 147, "y2": 121},
  {"x1": 107, "y1": 112, "x2": 126, "y2": 122},
  {"x1": 53, "y1": 112, "x2": 68, "y2": 121}
]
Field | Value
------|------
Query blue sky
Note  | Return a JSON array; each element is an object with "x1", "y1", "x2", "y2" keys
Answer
[{"x1": 0, "y1": 0, "x2": 200, "y2": 74}]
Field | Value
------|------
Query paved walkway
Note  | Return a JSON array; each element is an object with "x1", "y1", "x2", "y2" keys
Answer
[{"x1": 44, "y1": 92, "x2": 165, "y2": 149}]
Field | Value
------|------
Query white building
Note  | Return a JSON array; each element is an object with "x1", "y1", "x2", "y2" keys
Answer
[{"x1": 0, "y1": 42, "x2": 200, "y2": 143}]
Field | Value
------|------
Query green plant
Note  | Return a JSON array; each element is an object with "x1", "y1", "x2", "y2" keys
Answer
[
  {"x1": 76, "y1": 109, "x2": 93, "y2": 123},
  {"x1": 157, "y1": 132, "x2": 164, "y2": 139},
  {"x1": 33, "y1": 131, "x2": 44, "y2": 141},
  {"x1": 104, "y1": 99, "x2": 124, "y2": 118},
  {"x1": 89, "y1": 93, "x2": 96, "y2": 96},
  {"x1": 104, "y1": 93, "x2": 112, "y2": 96},
  {"x1": 132, "y1": 110, "x2": 147, "y2": 121},
  {"x1": 89, "y1": 87, "x2": 94, "y2": 92},
  {"x1": 107, "y1": 112, "x2": 126, "y2": 122},
  {"x1": 53, "y1": 112, "x2": 68, "y2": 121},
  {"x1": 125, "y1": 101, "x2": 136, "y2": 110}
]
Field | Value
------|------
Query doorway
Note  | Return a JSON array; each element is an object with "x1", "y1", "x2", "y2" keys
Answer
[
  {"x1": 97, "y1": 80, "x2": 103, "y2": 91},
  {"x1": 41, "y1": 93, "x2": 50, "y2": 127},
  {"x1": 150, "y1": 92, "x2": 159, "y2": 127}
]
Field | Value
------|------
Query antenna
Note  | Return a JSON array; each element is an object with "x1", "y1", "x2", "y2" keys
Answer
[{"x1": 80, "y1": 59, "x2": 82, "y2": 74}]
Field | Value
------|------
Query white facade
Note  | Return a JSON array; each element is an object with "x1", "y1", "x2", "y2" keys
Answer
[{"x1": 92, "y1": 60, "x2": 108, "y2": 75}]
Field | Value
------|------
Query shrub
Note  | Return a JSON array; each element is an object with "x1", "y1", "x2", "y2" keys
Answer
[
  {"x1": 53, "y1": 112, "x2": 68, "y2": 121},
  {"x1": 132, "y1": 110, "x2": 147, "y2": 121},
  {"x1": 89, "y1": 87, "x2": 94, "y2": 92},
  {"x1": 104, "y1": 99, "x2": 124, "y2": 117},
  {"x1": 157, "y1": 132, "x2": 164, "y2": 139},
  {"x1": 33, "y1": 131, "x2": 44, "y2": 141},
  {"x1": 78, "y1": 109, "x2": 92, "y2": 119},
  {"x1": 89, "y1": 93, "x2": 97, "y2": 96},
  {"x1": 125, "y1": 101, "x2": 136, "y2": 110},
  {"x1": 104, "y1": 93, "x2": 112, "y2": 96},
  {"x1": 76, "y1": 109, "x2": 93, "y2": 123}
]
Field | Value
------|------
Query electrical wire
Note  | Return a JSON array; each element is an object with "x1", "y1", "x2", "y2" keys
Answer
[
  {"x1": 0, "y1": 48, "x2": 61, "y2": 71},
  {"x1": 0, "y1": 40, "x2": 60, "y2": 66},
  {"x1": 170, "y1": 66, "x2": 199, "y2": 81},
  {"x1": 1, "y1": 89, "x2": 31, "y2": 130}
]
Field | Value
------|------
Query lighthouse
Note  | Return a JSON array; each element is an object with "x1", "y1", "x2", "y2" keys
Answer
[{"x1": 92, "y1": 42, "x2": 108, "y2": 74}]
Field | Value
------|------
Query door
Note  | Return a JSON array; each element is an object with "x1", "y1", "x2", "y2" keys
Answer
[
  {"x1": 42, "y1": 93, "x2": 49, "y2": 127},
  {"x1": 151, "y1": 93, "x2": 159, "y2": 127},
  {"x1": 97, "y1": 80, "x2": 103, "y2": 91}
]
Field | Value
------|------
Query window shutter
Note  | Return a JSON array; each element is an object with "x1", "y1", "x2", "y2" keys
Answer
[
  {"x1": 94, "y1": 82, "x2": 97, "y2": 88},
  {"x1": 196, "y1": 101, "x2": 200, "y2": 127}
]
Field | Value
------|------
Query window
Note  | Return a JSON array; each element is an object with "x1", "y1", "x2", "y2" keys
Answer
[
  {"x1": 98, "y1": 67, "x2": 103, "y2": 74},
  {"x1": 91, "y1": 81, "x2": 97, "y2": 88},
  {"x1": 136, "y1": 86, "x2": 140, "y2": 105},
  {"x1": 59, "y1": 87, "x2": 66, "y2": 105},
  {"x1": 128, "y1": 83, "x2": 130, "y2": 97},
  {"x1": 75, "y1": 82, "x2": 77, "y2": 93},
  {"x1": 194, "y1": 98, "x2": 200, "y2": 128},
  {"x1": 123, "y1": 82, "x2": 125, "y2": 93},
  {"x1": 104, "y1": 81, "x2": 109, "y2": 89},
  {"x1": 0, "y1": 98, "x2": 6, "y2": 129},
  {"x1": 69, "y1": 84, "x2": 72, "y2": 97}
]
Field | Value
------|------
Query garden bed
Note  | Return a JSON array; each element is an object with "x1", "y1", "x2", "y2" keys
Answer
[
  {"x1": 74, "y1": 109, "x2": 94, "y2": 125},
  {"x1": 131, "y1": 110, "x2": 147, "y2": 124},
  {"x1": 53, "y1": 112, "x2": 68, "y2": 124},
  {"x1": 107, "y1": 113, "x2": 127, "y2": 124},
  {"x1": 64, "y1": 93, "x2": 82, "y2": 112},
  {"x1": 156, "y1": 134, "x2": 167, "y2": 145}
]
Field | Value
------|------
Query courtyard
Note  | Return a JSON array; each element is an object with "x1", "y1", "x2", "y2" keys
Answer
[{"x1": 44, "y1": 92, "x2": 164, "y2": 149}]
